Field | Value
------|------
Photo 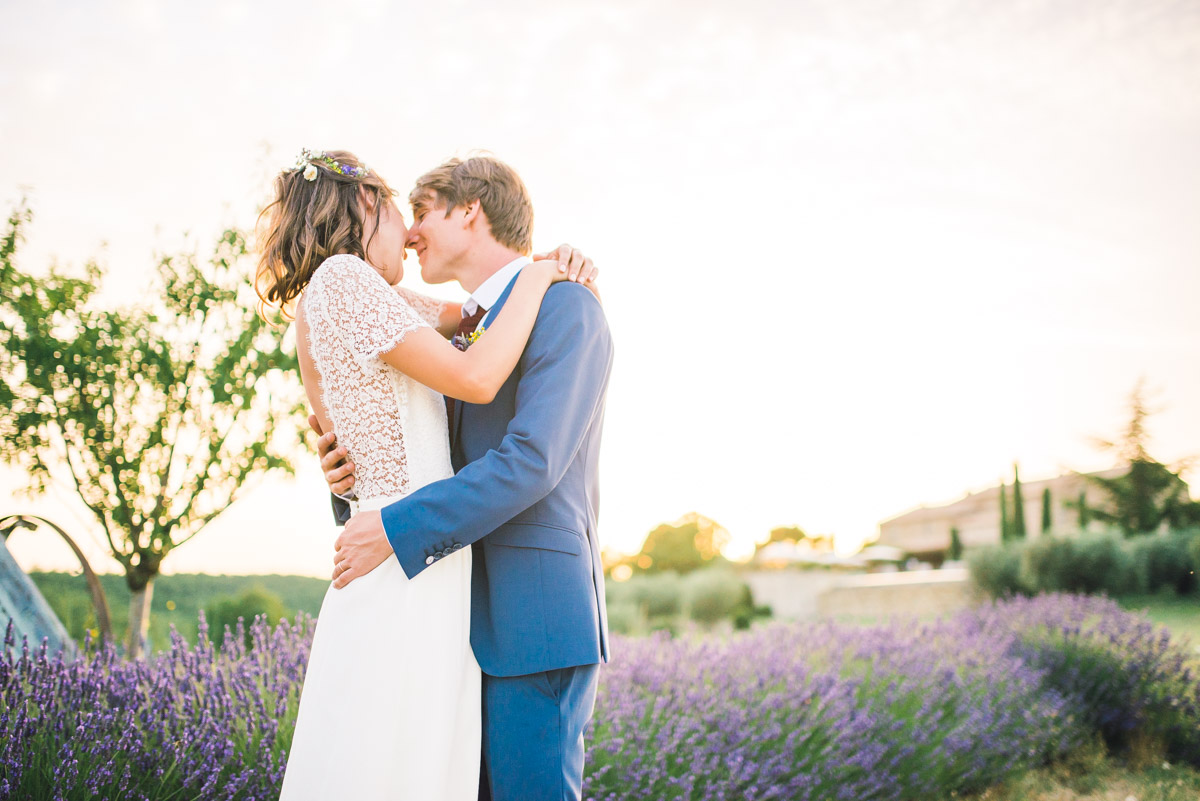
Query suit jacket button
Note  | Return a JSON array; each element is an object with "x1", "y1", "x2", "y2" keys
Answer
[{"x1": 425, "y1": 556, "x2": 435, "y2": 565}]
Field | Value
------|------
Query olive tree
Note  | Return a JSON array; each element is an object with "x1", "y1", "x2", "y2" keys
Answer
[{"x1": 0, "y1": 203, "x2": 306, "y2": 657}]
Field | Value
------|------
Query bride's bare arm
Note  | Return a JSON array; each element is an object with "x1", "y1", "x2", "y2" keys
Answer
[
  {"x1": 392, "y1": 286, "x2": 462, "y2": 338},
  {"x1": 379, "y1": 261, "x2": 569, "y2": 404}
]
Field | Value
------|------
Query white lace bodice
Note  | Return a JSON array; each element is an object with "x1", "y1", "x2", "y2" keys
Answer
[{"x1": 301, "y1": 254, "x2": 454, "y2": 502}]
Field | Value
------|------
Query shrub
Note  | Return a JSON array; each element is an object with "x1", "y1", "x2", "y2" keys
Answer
[
  {"x1": 205, "y1": 586, "x2": 290, "y2": 647},
  {"x1": 1020, "y1": 533, "x2": 1137, "y2": 596},
  {"x1": 606, "y1": 571, "x2": 683, "y2": 619},
  {"x1": 3, "y1": 596, "x2": 1197, "y2": 800},
  {"x1": 972, "y1": 531, "x2": 1197, "y2": 600},
  {"x1": 602, "y1": 600, "x2": 644, "y2": 636},
  {"x1": 968, "y1": 544, "x2": 1029, "y2": 597},
  {"x1": 1009, "y1": 599, "x2": 1200, "y2": 764},
  {"x1": 0, "y1": 615, "x2": 310, "y2": 800},
  {"x1": 1130, "y1": 530, "x2": 1199, "y2": 596},
  {"x1": 681, "y1": 569, "x2": 746, "y2": 625}
]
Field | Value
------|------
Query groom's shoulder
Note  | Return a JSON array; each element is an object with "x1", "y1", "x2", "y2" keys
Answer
[
  {"x1": 532, "y1": 282, "x2": 610, "y2": 344},
  {"x1": 541, "y1": 281, "x2": 605, "y2": 317}
]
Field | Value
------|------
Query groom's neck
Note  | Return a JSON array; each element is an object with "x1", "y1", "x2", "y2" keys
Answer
[{"x1": 456, "y1": 240, "x2": 527, "y2": 295}]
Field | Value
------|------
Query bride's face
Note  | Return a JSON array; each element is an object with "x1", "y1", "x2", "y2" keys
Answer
[{"x1": 362, "y1": 196, "x2": 408, "y2": 285}]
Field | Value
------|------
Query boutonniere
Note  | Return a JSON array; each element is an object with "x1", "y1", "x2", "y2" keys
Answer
[{"x1": 453, "y1": 325, "x2": 487, "y2": 351}]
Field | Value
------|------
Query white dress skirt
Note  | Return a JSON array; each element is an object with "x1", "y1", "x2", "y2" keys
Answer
[{"x1": 279, "y1": 494, "x2": 481, "y2": 801}]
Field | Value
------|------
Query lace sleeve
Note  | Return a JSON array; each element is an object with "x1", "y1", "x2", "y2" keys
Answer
[
  {"x1": 309, "y1": 255, "x2": 429, "y2": 365},
  {"x1": 393, "y1": 286, "x2": 448, "y2": 328}
]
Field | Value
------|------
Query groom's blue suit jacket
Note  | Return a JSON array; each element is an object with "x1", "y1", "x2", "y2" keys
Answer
[{"x1": 380, "y1": 276, "x2": 613, "y2": 678}]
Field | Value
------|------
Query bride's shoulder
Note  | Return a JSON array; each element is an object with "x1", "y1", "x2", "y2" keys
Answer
[
  {"x1": 313, "y1": 253, "x2": 373, "y2": 278},
  {"x1": 308, "y1": 253, "x2": 380, "y2": 291}
]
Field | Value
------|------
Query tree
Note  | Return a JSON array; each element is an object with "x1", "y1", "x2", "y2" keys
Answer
[
  {"x1": 999, "y1": 481, "x2": 1011, "y2": 542},
  {"x1": 1041, "y1": 487, "x2": 1053, "y2": 534},
  {"x1": 765, "y1": 526, "x2": 807, "y2": 545},
  {"x1": 638, "y1": 513, "x2": 730, "y2": 574},
  {"x1": 0, "y1": 203, "x2": 306, "y2": 657},
  {"x1": 948, "y1": 526, "x2": 963, "y2": 561},
  {"x1": 1011, "y1": 464, "x2": 1027, "y2": 539},
  {"x1": 1082, "y1": 381, "x2": 1200, "y2": 536}
]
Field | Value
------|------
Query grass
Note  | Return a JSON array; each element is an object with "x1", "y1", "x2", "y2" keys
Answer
[
  {"x1": 1118, "y1": 593, "x2": 1200, "y2": 648},
  {"x1": 952, "y1": 736, "x2": 1200, "y2": 801}
]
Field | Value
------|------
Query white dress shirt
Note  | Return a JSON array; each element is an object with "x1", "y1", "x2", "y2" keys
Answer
[{"x1": 462, "y1": 256, "x2": 531, "y2": 328}]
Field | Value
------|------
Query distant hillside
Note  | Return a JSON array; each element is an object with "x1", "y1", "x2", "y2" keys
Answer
[{"x1": 27, "y1": 572, "x2": 329, "y2": 651}]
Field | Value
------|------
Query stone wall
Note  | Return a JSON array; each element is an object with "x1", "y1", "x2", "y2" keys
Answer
[{"x1": 744, "y1": 568, "x2": 975, "y2": 622}]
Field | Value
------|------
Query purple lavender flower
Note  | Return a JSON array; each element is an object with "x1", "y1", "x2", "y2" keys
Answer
[{"x1": 1, "y1": 595, "x2": 1196, "y2": 800}]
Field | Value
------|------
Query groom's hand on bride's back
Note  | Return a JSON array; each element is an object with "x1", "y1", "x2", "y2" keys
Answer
[{"x1": 310, "y1": 414, "x2": 357, "y2": 496}]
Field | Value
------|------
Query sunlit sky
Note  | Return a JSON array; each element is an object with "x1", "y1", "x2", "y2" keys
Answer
[{"x1": 2, "y1": 0, "x2": 1198, "y2": 578}]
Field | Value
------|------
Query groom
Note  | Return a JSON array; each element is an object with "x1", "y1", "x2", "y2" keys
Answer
[{"x1": 319, "y1": 155, "x2": 613, "y2": 801}]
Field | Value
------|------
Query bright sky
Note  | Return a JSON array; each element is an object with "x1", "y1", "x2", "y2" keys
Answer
[{"x1": 2, "y1": 0, "x2": 1198, "y2": 578}]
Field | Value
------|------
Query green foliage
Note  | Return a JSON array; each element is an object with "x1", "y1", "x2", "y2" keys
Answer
[
  {"x1": 604, "y1": 568, "x2": 767, "y2": 634},
  {"x1": 30, "y1": 571, "x2": 329, "y2": 651},
  {"x1": 968, "y1": 545, "x2": 1027, "y2": 597},
  {"x1": 1076, "y1": 489, "x2": 1090, "y2": 528},
  {"x1": 1011, "y1": 464, "x2": 1027, "y2": 539},
  {"x1": 949, "y1": 526, "x2": 964, "y2": 561},
  {"x1": 1041, "y1": 487, "x2": 1053, "y2": 533},
  {"x1": 636, "y1": 513, "x2": 730, "y2": 574},
  {"x1": 765, "y1": 525, "x2": 807, "y2": 544},
  {"x1": 999, "y1": 481, "x2": 1011, "y2": 542},
  {"x1": 206, "y1": 586, "x2": 290, "y2": 646},
  {"x1": 606, "y1": 571, "x2": 683, "y2": 626},
  {"x1": 1128, "y1": 530, "x2": 1198, "y2": 596},
  {"x1": 0, "y1": 203, "x2": 307, "y2": 653},
  {"x1": 1083, "y1": 381, "x2": 1200, "y2": 536},
  {"x1": 681, "y1": 569, "x2": 746, "y2": 624},
  {"x1": 969, "y1": 530, "x2": 1200, "y2": 600},
  {"x1": 1019, "y1": 533, "x2": 1135, "y2": 596},
  {"x1": 1087, "y1": 459, "x2": 1197, "y2": 536},
  {"x1": 1018, "y1": 627, "x2": 1200, "y2": 763}
]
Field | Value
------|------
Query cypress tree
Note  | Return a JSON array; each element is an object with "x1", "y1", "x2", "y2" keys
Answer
[
  {"x1": 1012, "y1": 464, "x2": 1028, "y2": 539},
  {"x1": 949, "y1": 526, "x2": 964, "y2": 561},
  {"x1": 999, "y1": 481, "x2": 1010, "y2": 542},
  {"x1": 1078, "y1": 490, "x2": 1090, "y2": 529},
  {"x1": 1041, "y1": 487, "x2": 1053, "y2": 534}
]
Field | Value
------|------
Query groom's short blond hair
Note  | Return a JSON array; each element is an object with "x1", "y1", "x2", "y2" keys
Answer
[{"x1": 410, "y1": 156, "x2": 534, "y2": 254}]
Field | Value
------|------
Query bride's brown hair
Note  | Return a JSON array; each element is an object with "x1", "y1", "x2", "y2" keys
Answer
[{"x1": 255, "y1": 150, "x2": 398, "y2": 319}]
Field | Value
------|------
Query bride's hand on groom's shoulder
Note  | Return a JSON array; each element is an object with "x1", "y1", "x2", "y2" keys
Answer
[
  {"x1": 533, "y1": 244, "x2": 601, "y2": 301},
  {"x1": 311, "y1": 414, "x2": 357, "y2": 496}
]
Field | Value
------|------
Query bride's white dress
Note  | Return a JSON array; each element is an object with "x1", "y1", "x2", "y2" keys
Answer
[{"x1": 279, "y1": 254, "x2": 480, "y2": 801}]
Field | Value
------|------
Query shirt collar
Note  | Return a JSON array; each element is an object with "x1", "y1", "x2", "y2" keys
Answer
[{"x1": 463, "y1": 256, "x2": 531, "y2": 317}]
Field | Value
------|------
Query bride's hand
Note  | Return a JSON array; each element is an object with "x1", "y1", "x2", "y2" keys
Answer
[
  {"x1": 312, "y1": 414, "x2": 356, "y2": 496},
  {"x1": 533, "y1": 244, "x2": 600, "y2": 299}
]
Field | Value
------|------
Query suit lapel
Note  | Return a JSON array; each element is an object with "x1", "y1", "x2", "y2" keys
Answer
[{"x1": 450, "y1": 269, "x2": 523, "y2": 445}]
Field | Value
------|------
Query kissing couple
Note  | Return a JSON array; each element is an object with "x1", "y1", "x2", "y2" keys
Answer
[{"x1": 255, "y1": 152, "x2": 613, "y2": 801}]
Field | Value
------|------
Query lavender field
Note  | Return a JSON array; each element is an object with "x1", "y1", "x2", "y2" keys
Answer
[{"x1": 2, "y1": 595, "x2": 1198, "y2": 801}]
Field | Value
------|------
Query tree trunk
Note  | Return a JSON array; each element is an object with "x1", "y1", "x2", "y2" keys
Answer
[{"x1": 127, "y1": 577, "x2": 155, "y2": 659}]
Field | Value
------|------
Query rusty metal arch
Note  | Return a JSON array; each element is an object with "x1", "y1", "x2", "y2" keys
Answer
[{"x1": 0, "y1": 514, "x2": 113, "y2": 644}]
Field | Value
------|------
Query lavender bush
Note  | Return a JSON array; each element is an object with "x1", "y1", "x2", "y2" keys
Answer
[
  {"x1": 1, "y1": 615, "x2": 311, "y2": 800},
  {"x1": 1, "y1": 595, "x2": 1196, "y2": 801}
]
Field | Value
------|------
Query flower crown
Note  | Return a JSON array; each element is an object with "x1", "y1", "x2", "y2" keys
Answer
[{"x1": 290, "y1": 149, "x2": 371, "y2": 182}]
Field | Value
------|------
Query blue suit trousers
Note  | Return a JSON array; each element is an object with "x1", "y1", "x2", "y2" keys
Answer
[{"x1": 478, "y1": 663, "x2": 600, "y2": 801}]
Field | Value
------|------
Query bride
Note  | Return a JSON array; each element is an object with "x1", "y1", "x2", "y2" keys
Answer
[{"x1": 254, "y1": 149, "x2": 597, "y2": 800}]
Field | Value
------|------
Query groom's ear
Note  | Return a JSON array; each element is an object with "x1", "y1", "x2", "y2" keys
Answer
[{"x1": 461, "y1": 199, "x2": 482, "y2": 227}]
